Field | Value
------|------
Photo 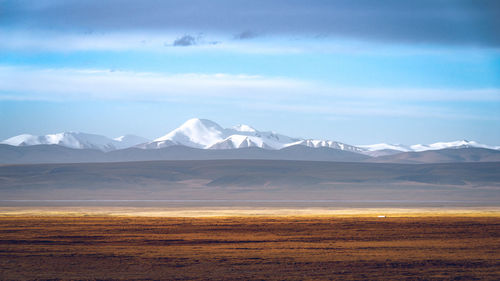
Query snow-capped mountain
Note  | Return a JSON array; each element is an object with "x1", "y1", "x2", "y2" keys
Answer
[
  {"x1": 141, "y1": 118, "x2": 299, "y2": 149},
  {"x1": 141, "y1": 118, "x2": 355, "y2": 151},
  {"x1": 151, "y1": 118, "x2": 226, "y2": 149},
  {"x1": 358, "y1": 140, "x2": 499, "y2": 154},
  {"x1": 1, "y1": 132, "x2": 150, "y2": 152},
  {"x1": 408, "y1": 140, "x2": 500, "y2": 152},
  {"x1": 229, "y1": 123, "x2": 299, "y2": 149},
  {"x1": 1, "y1": 132, "x2": 119, "y2": 151},
  {"x1": 2, "y1": 119, "x2": 498, "y2": 154}
]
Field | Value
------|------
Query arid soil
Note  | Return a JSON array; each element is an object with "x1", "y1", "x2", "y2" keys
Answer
[{"x1": 0, "y1": 216, "x2": 499, "y2": 280}]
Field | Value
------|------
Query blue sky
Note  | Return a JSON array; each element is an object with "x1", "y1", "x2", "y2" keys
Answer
[{"x1": 1, "y1": 0, "x2": 499, "y2": 145}]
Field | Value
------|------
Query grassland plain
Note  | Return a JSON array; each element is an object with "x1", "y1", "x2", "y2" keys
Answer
[{"x1": 0, "y1": 215, "x2": 499, "y2": 280}]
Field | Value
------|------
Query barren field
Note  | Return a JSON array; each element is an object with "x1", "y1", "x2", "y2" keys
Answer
[{"x1": 0, "y1": 216, "x2": 499, "y2": 280}]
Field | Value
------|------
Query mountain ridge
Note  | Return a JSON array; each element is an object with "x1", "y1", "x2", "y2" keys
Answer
[{"x1": 2, "y1": 118, "x2": 498, "y2": 154}]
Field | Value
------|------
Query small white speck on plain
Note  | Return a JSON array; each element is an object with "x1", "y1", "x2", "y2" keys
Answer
[{"x1": 377, "y1": 215, "x2": 386, "y2": 218}]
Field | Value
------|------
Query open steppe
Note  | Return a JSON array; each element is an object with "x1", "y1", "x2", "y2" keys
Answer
[
  {"x1": 1, "y1": 160, "x2": 498, "y2": 279},
  {"x1": 1, "y1": 160, "x2": 499, "y2": 203},
  {"x1": 0, "y1": 215, "x2": 499, "y2": 280}
]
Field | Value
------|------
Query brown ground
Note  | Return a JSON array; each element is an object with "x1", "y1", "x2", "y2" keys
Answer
[{"x1": 0, "y1": 216, "x2": 499, "y2": 280}]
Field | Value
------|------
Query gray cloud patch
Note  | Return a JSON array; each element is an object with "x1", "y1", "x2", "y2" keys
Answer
[
  {"x1": 173, "y1": 35, "x2": 196, "y2": 46},
  {"x1": 2, "y1": 0, "x2": 500, "y2": 47},
  {"x1": 234, "y1": 31, "x2": 258, "y2": 40}
]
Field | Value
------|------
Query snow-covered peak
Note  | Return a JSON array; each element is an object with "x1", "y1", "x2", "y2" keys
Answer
[
  {"x1": 359, "y1": 140, "x2": 499, "y2": 153},
  {"x1": 183, "y1": 118, "x2": 224, "y2": 131},
  {"x1": 233, "y1": 124, "x2": 256, "y2": 132},
  {"x1": 409, "y1": 140, "x2": 495, "y2": 152},
  {"x1": 144, "y1": 118, "x2": 380, "y2": 151},
  {"x1": 1, "y1": 132, "x2": 118, "y2": 151},
  {"x1": 2, "y1": 134, "x2": 37, "y2": 146},
  {"x1": 146, "y1": 119, "x2": 299, "y2": 150},
  {"x1": 154, "y1": 118, "x2": 225, "y2": 148}
]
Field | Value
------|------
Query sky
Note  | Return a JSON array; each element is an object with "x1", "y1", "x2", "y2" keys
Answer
[{"x1": 0, "y1": 0, "x2": 499, "y2": 145}]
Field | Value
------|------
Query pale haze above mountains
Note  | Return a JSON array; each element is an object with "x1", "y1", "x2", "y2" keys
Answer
[{"x1": 2, "y1": 118, "x2": 499, "y2": 155}]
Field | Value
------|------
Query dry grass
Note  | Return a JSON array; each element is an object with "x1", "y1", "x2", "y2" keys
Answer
[
  {"x1": 1, "y1": 206, "x2": 500, "y2": 217},
  {"x1": 0, "y1": 215, "x2": 499, "y2": 280}
]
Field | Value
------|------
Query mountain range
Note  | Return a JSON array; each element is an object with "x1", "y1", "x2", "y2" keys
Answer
[
  {"x1": 1, "y1": 118, "x2": 499, "y2": 164},
  {"x1": 2, "y1": 132, "x2": 149, "y2": 152}
]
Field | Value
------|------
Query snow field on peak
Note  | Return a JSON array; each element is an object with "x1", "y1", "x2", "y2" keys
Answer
[{"x1": 154, "y1": 118, "x2": 225, "y2": 148}]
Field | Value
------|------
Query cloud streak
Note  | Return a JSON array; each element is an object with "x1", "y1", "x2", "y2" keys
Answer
[
  {"x1": 0, "y1": 30, "x2": 300, "y2": 53},
  {"x1": 0, "y1": 66, "x2": 498, "y2": 120},
  {"x1": 0, "y1": 66, "x2": 309, "y2": 101},
  {"x1": 2, "y1": 0, "x2": 499, "y2": 47}
]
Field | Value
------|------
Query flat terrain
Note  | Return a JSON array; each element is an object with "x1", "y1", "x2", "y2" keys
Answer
[
  {"x1": 1, "y1": 160, "x2": 500, "y2": 203},
  {"x1": 0, "y1": 216, "x2": 499, "y2": 280}
]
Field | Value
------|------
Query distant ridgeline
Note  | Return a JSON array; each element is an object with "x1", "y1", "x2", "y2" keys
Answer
[{"x1": 1, "y1": 118, "x2": 499, "y2": 164}]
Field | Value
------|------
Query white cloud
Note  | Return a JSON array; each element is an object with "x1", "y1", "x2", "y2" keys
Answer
[
  {"x1": 0, "y1": 65, "x2": 498, "y2": 120},
  {"x1": 0, "y1": 66, "x2": 310, "y2": 101}
]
